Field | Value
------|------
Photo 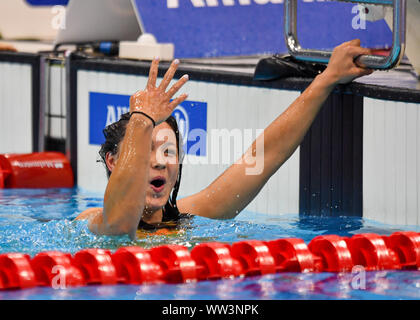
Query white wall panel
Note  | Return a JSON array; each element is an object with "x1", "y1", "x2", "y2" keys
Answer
[
  {"x1": 48, "y1": 64, "x2": 66, "y2": 117},
  {"x1": 0, "y1": 62, "x2": 32, "y2": 153},
  {"x1": 77, "y1": 70, "x2": 301, "y2": 215},
  {"x1": 364, "y1": 97, "x2": 420, "y2": 226},
  {"x1": 46, "y1": 63, "x2": 67, "y2": 140}
]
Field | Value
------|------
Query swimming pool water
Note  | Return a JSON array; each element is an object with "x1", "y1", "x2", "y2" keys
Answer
[{"x1": 0, "y1": 188, "x2": 419, "y2": 300}]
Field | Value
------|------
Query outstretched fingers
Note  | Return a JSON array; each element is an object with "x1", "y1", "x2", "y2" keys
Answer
[
  {"x1": 159, "y1": 59, "x2": 180, "y2": 92},
  {"x1": 147, "y1": 57, "x2": 160, "y2": 90},
  {"x1": 168, "y1": 93, "x2": 189, "y2": 111},
  {"x1": 165, "y1": 74, "x2": 189, "y2": 100}
]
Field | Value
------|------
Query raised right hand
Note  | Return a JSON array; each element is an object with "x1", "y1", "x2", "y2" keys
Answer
[
  {"x1": 323, "y1": 39, "x2": 373, "y2": 85},
  {"x1": 129, "y1": 58, "x2": 189, "y2": 126}
]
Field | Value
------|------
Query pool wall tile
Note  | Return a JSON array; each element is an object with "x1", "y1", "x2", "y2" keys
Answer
[
  {"x1": 0, "y1": 60, "x2": 33, "y2": 153},
  {"x1": 364, "y1": 98, "x2": 420, "y2": 226}
]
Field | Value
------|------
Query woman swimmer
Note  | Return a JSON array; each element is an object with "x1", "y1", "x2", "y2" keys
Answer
[{"x1": 76, "y1": 39, "x2": 373, "y2": 240}]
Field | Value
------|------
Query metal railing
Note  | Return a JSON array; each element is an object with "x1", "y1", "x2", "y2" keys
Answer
[{"x1": 284, "y1": 0, "x2": 406, "y2": 70}]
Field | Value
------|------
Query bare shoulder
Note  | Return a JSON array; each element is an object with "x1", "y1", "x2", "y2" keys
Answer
[
  {"x1": 75, "y1": 207, "x2": 103, "y2": 221},
  {"x1": 177, "y1": 191, "x2": 211, "y2": 217},
  {"x1": 176, "y1": 194, "x2": 199, "y2": 216}
]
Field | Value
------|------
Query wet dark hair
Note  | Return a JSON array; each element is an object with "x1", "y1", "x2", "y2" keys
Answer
[{"x1": 99, "y1": 112, "x2": 183, "y2": 220}]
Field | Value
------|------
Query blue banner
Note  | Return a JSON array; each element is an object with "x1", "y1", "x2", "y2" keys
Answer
[
  {"x1": 89, "y1": 92, "x2": 208, "y2": 156},
  {"x1": 26, "y1": 0, "x2": 68, "y2": 5},
  {"x1": 133, "y1": 0, "x2": 392, "y2": 58}
]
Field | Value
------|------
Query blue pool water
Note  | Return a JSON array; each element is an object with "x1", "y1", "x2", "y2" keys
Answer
[{"x1": 0, "y1": 188, "x2": 419, "y2": 300}]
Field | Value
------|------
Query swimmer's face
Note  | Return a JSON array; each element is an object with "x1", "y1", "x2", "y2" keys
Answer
[
  {"x1": 146, "y1": 122, "x2": 179, "y2": 211},
  {"x1": 106, "y1": 121, "x2": 179, "y2": 212}
]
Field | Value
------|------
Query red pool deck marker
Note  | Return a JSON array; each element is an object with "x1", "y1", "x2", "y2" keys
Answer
[
  {"x1": 0, "y1": 152, "x2": 74, "y2": 189},
  {"x1": 0, "y1": 169, "x2": 10, "y2": 189},
  {"x1": 1, "y1": 231, "x2": 419, "y2": 291}
]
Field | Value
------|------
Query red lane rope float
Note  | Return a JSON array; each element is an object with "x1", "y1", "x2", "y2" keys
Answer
[
  {"x1": 73, "y1": 249, "x2": 117, "y2": 285},
  {"x1": 111, "y1": 247, "x2": 162, "y2": 284},
  {"x1": 0, "y1": 253, "x2": 37, "y2": 290},
  {"x1": 265, "y1": 238, "x2": 315, "y2": 273},
  {"x1": 149, "y1": 245, "x2": 197, "y2": 283},
  {"x1": 31, "y1": 251, "x2": 85, "y2": 287},
  {"x1": 383, "y1": 232, "x2": 420, "y2": 270},
  {"x1": 308, "y1": 235, "x2": 353, "y2": 272},
  {"x1": 191, "y1": 242, "x2": 243, "y2": 280},
  {"x1": 0, "y1": 231, "x2": 419, "y2": 290},
  {"x1": 346, "y1": 234, "x2": 400, "y2": 271},
  {"x1": 230, "y1": 240, "x2": 276, "y2": 276}
]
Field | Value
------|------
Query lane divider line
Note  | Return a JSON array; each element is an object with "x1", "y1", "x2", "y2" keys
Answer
[{"x1": 0, "y1": 231, "x2": 419, "y2": 290}]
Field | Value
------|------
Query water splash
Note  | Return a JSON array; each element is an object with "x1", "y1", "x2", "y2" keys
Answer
[{"x1": 0, "y1": 188, "x2": 419, "y2": 300}]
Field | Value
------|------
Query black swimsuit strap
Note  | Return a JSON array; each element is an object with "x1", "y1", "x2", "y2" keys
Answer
[
  {"x1": 162, "y1": 206, "x2": 181, "y2": 222},
  {"x1": 138, "y1": 213, "x2": 192, "y2": 231},
  {"x1": 137, "y1": 219, "x2": 176, "y2": 230}
]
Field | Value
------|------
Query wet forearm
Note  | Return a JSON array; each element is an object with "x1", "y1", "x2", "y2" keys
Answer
[
  {"x1": 182, "y1": 40, "x2": 372, "y2": 220},
  {"x1": 188, "y1": 73, "x2": 338, "y2": 220},
  {"x1": 101, "y1": 114, "x2": 153, "y2": 237},
  {"x1": 263, "y1": 72, "x2": 337, "y2": 175}
]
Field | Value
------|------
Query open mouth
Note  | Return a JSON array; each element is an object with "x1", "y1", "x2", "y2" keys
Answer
[{"x1": 150, "y1": 177, "x2": 166, "y2": 192}]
